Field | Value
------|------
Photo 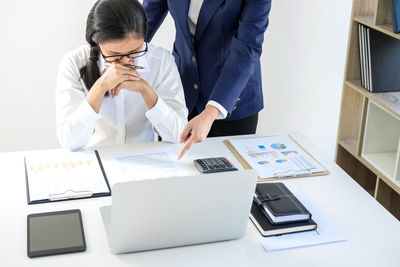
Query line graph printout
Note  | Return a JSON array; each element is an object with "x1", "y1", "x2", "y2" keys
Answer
[
  {"x1": 229, "y1": 135, "x2": 326, "y2": 179},
  {"x1": 117, "y1": 152, "x2": 175, "y2": 177},
  {"x1": 108, "y1": 149, "x2": 196, "y2": 182}
]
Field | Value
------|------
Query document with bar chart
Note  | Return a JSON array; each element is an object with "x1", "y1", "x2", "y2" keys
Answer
[
  {"x1": 227, "y1": 135, "x2": 328, "y2": 180},
  {"x1": 24, "y1": 150, "x2": 110, "y2": 204}
]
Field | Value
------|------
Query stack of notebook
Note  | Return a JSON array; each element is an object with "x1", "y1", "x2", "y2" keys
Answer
[
  {"x1": 250, "y1": 182, "x2": 317, "y2": 237},
  {"x1": 357, "y1": 23, "x2": 400, "y2": 92}
]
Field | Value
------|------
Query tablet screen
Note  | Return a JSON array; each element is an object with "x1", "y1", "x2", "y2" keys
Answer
[{"x1": 27, "y1": 209, "x2": 86, "y2": 258}]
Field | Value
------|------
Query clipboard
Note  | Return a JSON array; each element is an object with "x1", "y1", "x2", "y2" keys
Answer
[
  {"x1": 224, "y1": 135, "x2": 329, "y2": 182},
  {"x1": 24, "y1": 150, "x2": 111, "y2": 204}
]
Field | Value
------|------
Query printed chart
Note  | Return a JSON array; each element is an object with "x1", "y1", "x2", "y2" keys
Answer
[{"x1": 229, "y1": 135, "x2": 326, "y2": 179}]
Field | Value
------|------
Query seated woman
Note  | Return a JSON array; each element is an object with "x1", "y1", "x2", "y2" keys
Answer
[{"x1": 56, "y1": 0, "x2": 187, "y2": 151}]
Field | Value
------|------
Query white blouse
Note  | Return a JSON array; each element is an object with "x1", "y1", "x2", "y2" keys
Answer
[{"x1": 56, "y1": 43, "x2": 188, "y2": 151}]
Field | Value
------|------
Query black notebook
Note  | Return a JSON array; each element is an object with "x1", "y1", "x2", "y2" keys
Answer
[
  {"x1": 254, "y1": 182, "x2": 311, "y2": 224},
  {"x1": 250, "y1": 199, "x2": 317, "y2": 237}
]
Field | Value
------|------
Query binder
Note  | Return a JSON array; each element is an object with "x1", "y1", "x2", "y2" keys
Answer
[
  {"x1": 391, "y1": 0, "x2": 400, "y2": 33},
  {"x1": 224, "y1": 135, "x2": 329, "y2": 182},
  {"x1": 358, "y1": 24, "x2": 365, "y2": 88},
  {"x1": 24, "y1": 150, "x2": 111, "y2": 204}
]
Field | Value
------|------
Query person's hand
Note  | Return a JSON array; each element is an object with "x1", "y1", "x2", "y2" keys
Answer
[
  {"x1": 178, "y1": 105, "x2": 219, "y2": 159},
  {"x1": 110, "y1": 71, "x2": 149, "y2": 98},
  {"x1": 111, "y1": 73, "x2": 159, "y2": 110},
  {"x1": 95, "y1": 62, "x2": 141, "y2": 95},
  {"x1": 87, "y1": 62, "x2": 140, "y2": 113}
]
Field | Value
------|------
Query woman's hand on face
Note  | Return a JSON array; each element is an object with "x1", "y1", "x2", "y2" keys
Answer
[
  {"x1": 110, "y1": 70, "x2": 150, "y2": 98},
  {"x1": 95, "y1": 62, "x2": 141, "y2": 94},
  {"x1": 111, "y1": 77, "x2": 158, "y2": 110}
]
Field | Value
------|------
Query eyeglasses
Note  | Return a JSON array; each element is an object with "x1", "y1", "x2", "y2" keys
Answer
[{"x1": 99, "y1": 42, "x2": 148, "y2": 63}]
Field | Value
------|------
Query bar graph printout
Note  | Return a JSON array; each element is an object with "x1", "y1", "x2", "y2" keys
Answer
[
  {"x1": 228, "y1": 135, "x2": 327, "y2": 179},
  {"x1": 25, "y1": 150, "x2": 110, "y2": 203}
]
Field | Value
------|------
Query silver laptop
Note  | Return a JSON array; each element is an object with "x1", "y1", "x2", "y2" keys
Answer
[{"x1": 100, "y1": 169, "x2": 258, "y2": 254}]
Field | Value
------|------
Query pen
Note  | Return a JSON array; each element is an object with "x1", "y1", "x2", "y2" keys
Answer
[
  {"x1": 123, "y1": 64, "x2": 145, "y2": 70},
  {"x1": 104, "y1": 63, "x2": 145, "y2": 70}
]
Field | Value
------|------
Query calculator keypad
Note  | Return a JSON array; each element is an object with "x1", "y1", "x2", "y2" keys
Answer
[{"x1": 194, "y1": 157, "x2": 238, "y2": 174}]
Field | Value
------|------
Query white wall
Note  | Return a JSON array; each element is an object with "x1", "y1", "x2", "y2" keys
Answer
[
  {"x1": 0, "y1": 0, "x2": 352, "y2": 159},
  {"x1": 0, "y1": 0, "x2": 96, "y2": 152},
  {"x1": 258, "y1": 0, "x2": 352, "y2": 159}
]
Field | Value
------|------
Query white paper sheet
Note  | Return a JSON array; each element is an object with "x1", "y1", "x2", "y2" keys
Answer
[
  {"x1": 229, "y1": 135, "x2": 326, "y2": 179},
  {"x1": 256, "y1": 185, "x2": 347, "y2": 251},
  {"x1": 25, "y1": 150, "x2": 109, "y2": 202},
  {"x1": 105, "y1": 148, "x2": 197, "y2": 183}
]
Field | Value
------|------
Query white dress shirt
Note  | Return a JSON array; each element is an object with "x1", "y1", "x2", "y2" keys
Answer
[
  {"x1": 188, "y1": 0, "x2": 227, "y2": 120},
  {"x1": 56, "y1": 43, "x2": 188, "y2": 151}
]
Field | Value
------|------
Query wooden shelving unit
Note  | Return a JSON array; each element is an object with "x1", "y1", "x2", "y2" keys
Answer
[{"x1": 336, "y1": 0, "x2": 400, "y2": 220}]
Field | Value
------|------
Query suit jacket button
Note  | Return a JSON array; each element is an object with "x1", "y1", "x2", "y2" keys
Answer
[
  {"x1": 192, "y1": 56, "x2": 197, "y2": 63},
  {"x1": 233, "y1": 106, "x2": 237, "y2": 111},
  {"x1": 194, "y1": 83, "x2": 199, "y2": 90}
]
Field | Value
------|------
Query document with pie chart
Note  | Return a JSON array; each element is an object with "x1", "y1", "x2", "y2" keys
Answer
[{"x1": 227, "y1": 135, "x2": 328, "y2": 180}]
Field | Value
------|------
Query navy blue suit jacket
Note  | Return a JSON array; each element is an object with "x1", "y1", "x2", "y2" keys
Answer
[{"x1": 143, "y1": 0, "x2": 271, "y2": 120}]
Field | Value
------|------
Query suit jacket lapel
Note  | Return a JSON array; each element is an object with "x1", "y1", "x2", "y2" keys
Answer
[{"x1": 194, "y1": 0, "x2": 225, "y2": 44}]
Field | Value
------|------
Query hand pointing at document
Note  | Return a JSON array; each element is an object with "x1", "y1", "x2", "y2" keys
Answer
[
  {"x1": 144, "y1": 0, "x2": 270, "y2": 160},
  {"x1": 178, "y1": 105, "x2": 220, "y2": 160}
]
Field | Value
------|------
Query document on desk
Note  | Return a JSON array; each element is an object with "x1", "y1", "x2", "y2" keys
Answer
[
  {"x1": 24, "y1": 150, "x2": 110, "y2": 204},
  {"x1": 227, "y1": 135, "x2": 328, "y2": 180},
  {"x1": 255, "y1": 185, "x2": 347, "y2": 252},
  {"x1": 104, "y1": 148, "x2": 197, "y2": 183}
]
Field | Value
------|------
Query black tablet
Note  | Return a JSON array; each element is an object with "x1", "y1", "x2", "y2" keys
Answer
[{"x1": 27, "y1": 209, "x2": 86, "y2": 258}]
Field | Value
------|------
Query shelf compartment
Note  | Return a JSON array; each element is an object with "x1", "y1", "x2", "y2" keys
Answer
[
  {"x1": 376, "y1": 178, "x2": 400, "y2": 220},
  {"x1": 337, "y1": 84, "x2": 366, "y2": 155},
  {"x1": 361, "y1": 101, "x2": 400, "y2": 180},
  {"x1": 362, "y1": 152, "x2": 397, "y2": 179},
  {"x1": 346, "y1": 80, "x2": 400, "y2": 120},
  {"x1": 337, "y1": 144, "x2": 377, "y2": 197},
  {"x1": 354, "y1": 15, "x2": 400, "y2": 41}
]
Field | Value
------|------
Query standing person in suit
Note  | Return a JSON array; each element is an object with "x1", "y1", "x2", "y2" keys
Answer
[{"x1": 143, "y1": 0, "x2": 272, "y2": 158}]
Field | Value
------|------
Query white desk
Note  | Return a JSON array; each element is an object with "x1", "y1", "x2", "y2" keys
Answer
[{"x1": 1, "y1": 133, "x2": 400, "y2": 267}]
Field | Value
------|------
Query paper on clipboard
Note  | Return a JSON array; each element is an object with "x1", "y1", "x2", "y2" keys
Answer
[
  {"x1": 226, "y1": 135, "x2": 328, "y2": 180},
  {"x1": 24, "y1": 150, "x2": 110, "y2": 203}
]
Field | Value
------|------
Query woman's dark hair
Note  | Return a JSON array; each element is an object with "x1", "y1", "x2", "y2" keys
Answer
[{"x1": 80, "y1": 0, "x2": 147, "y2": 90}]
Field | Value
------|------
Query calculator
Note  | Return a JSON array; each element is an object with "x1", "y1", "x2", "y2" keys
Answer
[{"x1": 194, "y1": 157, "x2": 238, "y2": 174}]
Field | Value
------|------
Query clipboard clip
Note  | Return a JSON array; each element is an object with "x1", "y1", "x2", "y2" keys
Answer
[
  {"x1": 274, "y1": 169, "x2": 312, "y2": 179},
  {"x1": 49, "y1": 190, "x2": 93, "y2": 201}
]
